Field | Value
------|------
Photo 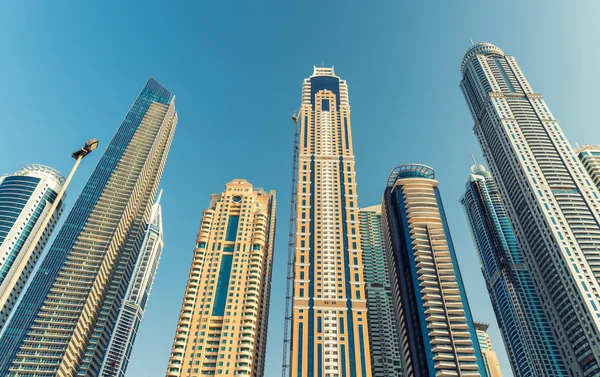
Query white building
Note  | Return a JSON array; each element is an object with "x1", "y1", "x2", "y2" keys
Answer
[{"x1": 0, "y1": 164, "x2": 65, "y2": 330}]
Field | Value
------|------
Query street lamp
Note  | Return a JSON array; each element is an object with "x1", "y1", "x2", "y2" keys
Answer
[{"x1": 0, "y1": 139, "x2": 99, "y2": 316}]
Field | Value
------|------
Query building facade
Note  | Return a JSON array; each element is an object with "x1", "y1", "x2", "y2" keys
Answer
[
  {"x1": 474, "y1": 323, "x2": 502, "y2": 377},
  {"x1": 460, "y1": 163, "x2": 566, "y2": 376},
  {"x1": 358, "y1": 205, "x2": 402, "y2": 377},
  {"x1": 382, "y1": 164, "x2": 487, "y2": 377},
  {"x1": 0, "y1": 165, "x2": 66, "y2": 330},
  {"x1": 290, "y1": 67, "x2": 372, "y2": 377},
  {"x1": 99, "y1": 193, "x2": 165, "y2": 377},
  {"x1": 0, "y1": 77, "x2": 177, "y2": 377},
  {"x1": 166, "y1": 180, "x2": 276, "y2": 377},
  {"x1": 575, "y1": 145, "x2": 600, "y2": 189},
  {"x1": 460, "y1": 42, "x2": 600, "y2": 375}
]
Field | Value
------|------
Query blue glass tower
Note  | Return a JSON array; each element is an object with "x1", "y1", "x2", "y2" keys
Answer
[
  {"x1": 382, "y1": 164, "x2": 487, "y2": 377},
  {"x1": 0, "y1": 165, "x2": 66, "y2": 330},
  {"x1": 0, "y1": 77, "x2": 177, "y2": 377},
  {"x1": 460, "y1": 163, "x2": 567, "y2": 376}
]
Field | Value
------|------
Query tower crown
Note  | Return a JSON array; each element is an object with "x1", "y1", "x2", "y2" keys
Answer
[{"x1": 461, "y1": 42, "x2": 504, "y2": 75}]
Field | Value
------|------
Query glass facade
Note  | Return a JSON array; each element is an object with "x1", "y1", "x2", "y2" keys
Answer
[
  {"x1": 460, "y1": 164, "x2": 566, "y2": 376},
  {"x1": 461, "y1": 43, "x2": 600, "y2": 376},
  {"x1": 358, "y1": 206, "x2": 402, "y2": 377},
  {"x1": 382, "y1": 164, "x2": 487, "y2": 377},
  {"x1": 0, "y1": 77, "x2": 177, "y2": 376},
  {"x1": 0, "y1": 165, "x2": 65, "y2": 330}
]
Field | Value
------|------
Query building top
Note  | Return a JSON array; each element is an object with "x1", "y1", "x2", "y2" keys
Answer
[
  {"x1": 3, "y1": 164, "x2": 66, "y2": 185},
  {"x1": 311, "y1": 66, "x2": 338, "y2": 78},
  {"x1": 386, "y1": 164, "x2": 435, "y2": 188},
  {"x1": 474, "y1": 322, "x2": 490, "y2": 332},
  {"x1": 360, "y1": 205, "x2": 382, "y2": 214},
  {"x1": 461, "y1": 42, "x2": 505, "y2": 75},
  {"x1": 574, "y1": 144, "x2": 600, "y2": 156}
]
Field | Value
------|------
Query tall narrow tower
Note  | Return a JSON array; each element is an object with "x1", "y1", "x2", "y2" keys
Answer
[
  {"x1": 166, "y1": 180, "x2": 276, "y2": 377},
  {"x1": 382, "y1": 164, "x2": 487, "y2": 377},
  {"x1": 289, "y1": 67, "x2": 371, "y2": 377},
  {"x1": 99, "y1": 193, "x2": 165, "y2": 377},
  {"x1": 0, "y1": 77, "x2": 177, "y2": 376},
  {"x1": 0, "y1": 165, "x2": 66, "y2": 330},
  {"x1": 461, "y1": 43, "x2": 600, "y2": 376},
  {"x1": 460, "y1": 163, "x2": 566, "y2": 376},
  {"x1": 474, "y1": 323, "x2": 503, "y2": 377},
  {"x1": 358, "y1": 205, "x2": 402, "y2": 377}
]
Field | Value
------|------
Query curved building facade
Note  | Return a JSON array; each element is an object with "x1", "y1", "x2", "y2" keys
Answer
[
  {"x1": 460, "y1": 42, "x2": 600, "y2": 376},
  {"x1": 290, "y1": 67, "x2": 372, "y2": 377},
  {"x1": 460, "y1": 163, "x2": 566, "y2": 376},
  {"x1": 166, "y1": 180, "x2": 276, "y2": 377},
  {"x1": 0, "y1": 165, "x2": 65, "y2": 330},
  {"x1": 382, "y1": 164, "x2": 487, "y2": 377}
]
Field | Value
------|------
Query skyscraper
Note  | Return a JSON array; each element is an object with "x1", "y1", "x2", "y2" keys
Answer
[
  {"x1": 460, "y1": 163, "x2": 566, "y2": 376},
  {"x1": 460, "y1": 42, "x2": 600, "y2": 375},
  {"x1": 99, "y1": 193, "x2": 165, "y2": 377},
  {"x1": 166, "y1": 179, "x2": 276, "y2": 377},
  {"x1": 289, "y1": 67, "x2": 372, "y2": 377},
  {"x1": 0, "y1": 77, "x2": 177, "y2": 376},
  {"x1": 474, "y1": 323, "x2": 502, "y2": 377},
  {"x1": 0, "y1": 165, "x2": 66, "y2": 330},
  {"x1": 382, "y1": 164, "x2": 487, "y2": 377},
  {"x1": 358, "y1": 205, "x2": 402, "y2": 377},
  {"x1": 575, "y1": 145, "x2": 600, "y2": 188}
]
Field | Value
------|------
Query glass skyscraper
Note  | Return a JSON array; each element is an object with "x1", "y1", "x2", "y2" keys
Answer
[
  {"x1": 382, "y1": 164, "x2": 487, "y2": 377},
  {"x1": 461, "y1": 42, "x2": 600, "y2": 375},
  {"x1": 0, "y1": 165, "x2": 66, "y2": 330},
  {"x1": 290, "y1": 67, "x2": 372, "y2": 377},
  {"x1": 0, "y1": 77, "x2": 177, "y2": 376},
  {"x1": 358, "y1": 205, "x2": 402, "y2": 377},
  {"x1": 166, "y1": 179, "x2": 276, "y2": 377},
  {"x1": 474, "y1": 323, "x2": 502, "y2": 377},
  {"x1": 99, "y1": 193, "x2": 165, "y2": 377},
  {"x1": 460, "y1": 163, "x2": 566, "y2": 376}
]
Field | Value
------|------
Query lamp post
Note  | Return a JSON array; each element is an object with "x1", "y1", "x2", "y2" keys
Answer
[{"x1": 0, "y1": 139, "x2": 99, "y2": 316}]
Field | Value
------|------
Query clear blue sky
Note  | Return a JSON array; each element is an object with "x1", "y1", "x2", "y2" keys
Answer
[{"x1": 1, "y1": 1, "x2": 599, "y2": 376}]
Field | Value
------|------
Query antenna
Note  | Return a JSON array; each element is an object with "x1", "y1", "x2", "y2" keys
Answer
[
  {"x1": 470, "y1": 39, "x2": 475, "y2": 46},
  {"x1": 575, "y1": 142, "x2": 580, "y2": 149},
  {"x1": 471, "y1": 154, "x2": 477, "y2": 165}
]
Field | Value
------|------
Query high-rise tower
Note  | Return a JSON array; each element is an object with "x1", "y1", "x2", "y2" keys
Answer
[
  {"x1": 289, "y1": 67, "x2": 372, "y2": 377},
  {"x1": 461, "y1": 42, "x2": 600, "y2": 376},
  {"x1": 99, "y1": 193, "x2": 165, "y2": 377},
  {"x1": 358, "y1": 205, "x2": 402, "y2": 377},
  {"x1": 382, "y1": 164, "x2": 487, "y2": 377},
  {"x1": 575, "y1": 145, "x2": 600, "y2": 189},
  {"x1": 166, "y1": 179, "x2": 276, "y2": 377},
  {"x1": 0, "y1": 77, "x2": 177, "y2": 376},
  {"x1": 0, "y1": 165, "x2": 66, "y2": 329},
  {"x1": 474, "y1": 323, "x2": 502, "y2": 377},
  {"x1": 460, "y1": 163, "x2": 566, "y2": 376}
]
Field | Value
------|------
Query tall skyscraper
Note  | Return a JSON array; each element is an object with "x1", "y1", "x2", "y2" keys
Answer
[
  {"x1": 99, "y1": 193, "x2": 165, "y2": 377},
  {"x1": 460, "y1": 163, "x2": 566, "y2": 376},
  {"x1": 0, "y1": 165, "x2": 66, "y2": 329},
  {"x1": 289, "y1": 67, "x2": 372, "y2": 377},
  {"x1": 0, "y1": 77, "x2": 177, "y2": 376},
  {"x1": 358, "y1": 205, "x2": 402, "y2": 377},
  {"x1": 382, "y1": 164, "x2": 487, "y2": 377},
  {"x1": 460, "y1": 42, "x2": 600, "y2": 375},
  {"x1": 166, "y1": 179, "x2": 276, "y2": 377},
  {"x1": 575, "y1": 145, "x2": 600, "y2": 188},
  {"x1": 474, "y1": 323, "x2": 502, "y2": 377}
]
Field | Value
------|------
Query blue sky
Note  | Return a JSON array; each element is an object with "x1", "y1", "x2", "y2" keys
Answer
[{"x1": 1, "y1": 1, "x2": 600, "y2": 376}]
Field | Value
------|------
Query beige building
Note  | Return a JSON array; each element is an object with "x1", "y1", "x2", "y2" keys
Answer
[
  {"x1": 475, "y1": 322, "x2": 503, "y2": 377},
  {"x1": 166, "y1": 179, "x2": 276, "y2": 377}
]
